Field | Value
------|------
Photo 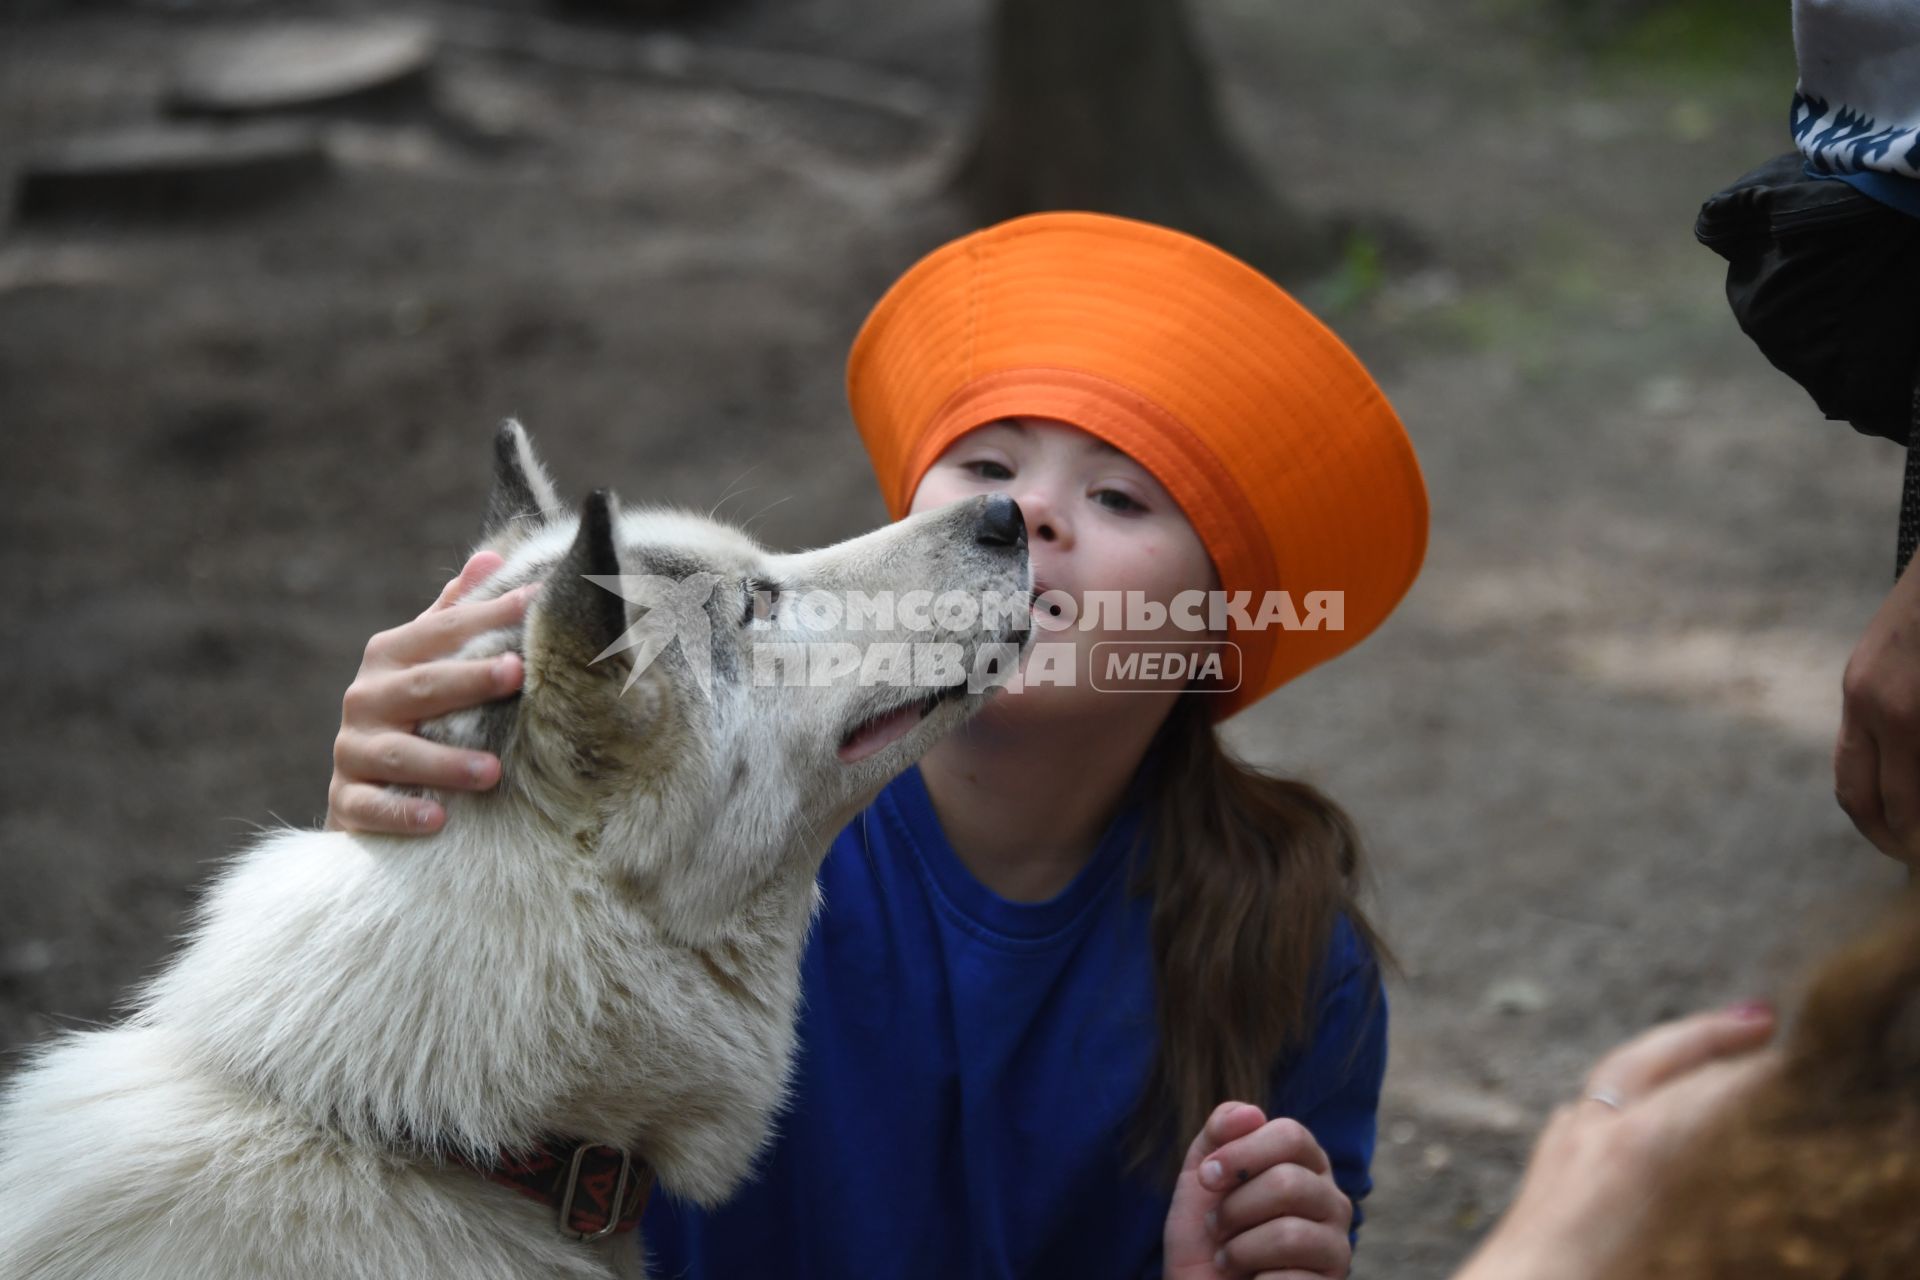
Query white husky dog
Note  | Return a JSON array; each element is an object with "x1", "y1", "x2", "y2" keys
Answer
[{"x1": 0, "y1": 422, "x2": 1032, "y2": 1279}]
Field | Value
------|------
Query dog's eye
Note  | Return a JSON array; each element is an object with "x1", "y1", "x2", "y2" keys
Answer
[{"x1": 744, "y1": 578, "x2": 781, "y2": 627}]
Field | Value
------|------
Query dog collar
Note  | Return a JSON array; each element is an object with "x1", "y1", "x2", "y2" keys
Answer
[{"x1": 453, "y1": 1140, "x2": 654, "y2": 1242}]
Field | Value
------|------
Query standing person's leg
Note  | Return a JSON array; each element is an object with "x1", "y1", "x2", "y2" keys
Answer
[{"x1": 1901, "y1": 362, "x2": 1920, "y2": 581}]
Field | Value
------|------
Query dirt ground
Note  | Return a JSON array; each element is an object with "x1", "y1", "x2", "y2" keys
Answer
[{"x1": 1, "y1": 1, "x2": 1909, "y2": 1275}]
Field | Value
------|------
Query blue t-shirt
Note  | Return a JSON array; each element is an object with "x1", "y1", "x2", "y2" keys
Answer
[{"x1": 640, "y1": 762, "x2": 1387, "y2": 1279}]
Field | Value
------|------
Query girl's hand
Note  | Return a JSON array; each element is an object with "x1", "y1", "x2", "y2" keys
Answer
[
  {"x1": 1165, "y1": 1102, "x2": 1352, "y2": 1279},
  {"x1": 326, "y1": 551, "x2": 536, "y2": 835}
]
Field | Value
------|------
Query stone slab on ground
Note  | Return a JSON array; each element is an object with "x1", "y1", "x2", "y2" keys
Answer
[
  {"x1": 13, "y1": 121, "x2": 329, "y2": 221},
  {"x1": 167, "y1": 19, "x2": 437, "y2": 119}
]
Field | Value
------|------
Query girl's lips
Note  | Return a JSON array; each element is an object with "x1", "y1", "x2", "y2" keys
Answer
[{"x1": 1030, "y1": 580, "x2": 1069, "y2": 622}]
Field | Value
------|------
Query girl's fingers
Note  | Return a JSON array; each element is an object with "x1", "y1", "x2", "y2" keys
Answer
[
  {"x1": 1165, "y1": 1103, "x2": 1268, "y2": 1277},
  {"x1": 1205, "y1": 1102, "x2": 1268, "y2": 1146},
  {"x1": 1582, "y1": 1004, "x2": 1776, "y2": 1102},
  {"x1": 421, "y1": 552, "x2": 508, "y2": 617},
  {"x1": 1200, "y1": 1117, "x2": 1330, "y2": 1191},
  {"x1": 1217, "y1": 1214, "x2": 1348, "y2": 1278},
  {"x1": 1213, "y1": 1163, "x2": 1350, "y2": 1237},
  {"x1": 377, "y1": 583, "x2": 539, "y2": 670},
  {"x1": 1179, "y1": 1102, "x2": 1265, "y2": 1178},
  {"x1": 327, "y1": 553, "x2": 521, "y2": 839},
  {"x1": 336, "y1": 728, "x2": 502, "y2": 793},
  {"x1": 343, "y1": 654, "x2": 524, "y2": 732},
  {"x1": 327, "y1": 781, "x2": 445, "y2": 837}
]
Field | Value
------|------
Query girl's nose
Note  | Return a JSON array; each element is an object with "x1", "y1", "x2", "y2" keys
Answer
[{"x1": 1016, "y1": 484, "x2": 1071, "y2": 548}]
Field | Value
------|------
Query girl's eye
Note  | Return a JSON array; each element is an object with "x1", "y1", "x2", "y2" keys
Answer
[
  {"x1": 963, "y1": 460, "x2": 1013, "y2": 482},
  {"x1": 1093, "y1": 489, "x2": 1144, "y2": 514},
  {"x1": 744, "y1": 578, "x2": 780, "y2": 626}
]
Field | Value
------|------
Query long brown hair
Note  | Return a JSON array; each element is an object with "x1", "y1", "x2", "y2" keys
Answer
[{"x1": 1123, "y1": 690, "x2": 1393, "y2": 1186}]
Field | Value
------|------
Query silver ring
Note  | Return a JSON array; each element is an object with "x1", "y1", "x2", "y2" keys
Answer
[{"x1": 1582, "y1": 1089, "x2": 1626, "y2": 1112}]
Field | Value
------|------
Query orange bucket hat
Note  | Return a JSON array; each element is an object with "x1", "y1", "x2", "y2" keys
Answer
[{"x1": 846, "y1": 211, "x2": 1428, "y2": 720}]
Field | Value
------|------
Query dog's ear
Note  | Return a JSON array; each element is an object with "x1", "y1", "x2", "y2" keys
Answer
[
  {"x1": 480, "y1": 419, "x2": 563, "y2": 551},
  {"x1": 516, "y1": 489, "x2": 673, "y2": 796},
  {"x1": 532, "y1": 488, "x2": 630, "y2": 681}
]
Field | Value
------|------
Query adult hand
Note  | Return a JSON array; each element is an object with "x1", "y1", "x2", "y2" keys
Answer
[
  {"x1": 1837, "y1": 560, "x2": 1920, "y2": 867},
  {"x1": 1450, "y1": 1003, "x2": 1777, "y2": 1280},
  {"x1": 326, "y1": 551, "x2": 536, "y2": 835},
  {"x1": 1165, "y1": 1102, "x2": 1352, "y2": 1279}
]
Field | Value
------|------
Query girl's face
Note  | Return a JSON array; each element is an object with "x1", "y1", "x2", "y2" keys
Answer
[{"x1": 908, "y1": 418, "x2": 1221, "y2": 718}]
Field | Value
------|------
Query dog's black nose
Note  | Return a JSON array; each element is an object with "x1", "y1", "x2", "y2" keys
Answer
[{"x1": 974, "y1": 494, "x2": 1026, "y2": 550}]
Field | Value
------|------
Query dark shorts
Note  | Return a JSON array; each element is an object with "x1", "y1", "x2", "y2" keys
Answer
[{"x1": 1695, "y1": 152, "x2": 1920, "y2": 448}]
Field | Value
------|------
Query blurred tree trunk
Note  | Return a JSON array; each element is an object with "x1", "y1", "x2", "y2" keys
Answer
[{"x1": 954, "y1": 0, "x2": 1333, "y2": 277}]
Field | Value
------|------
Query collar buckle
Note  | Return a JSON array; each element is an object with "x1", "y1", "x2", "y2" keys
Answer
[{"x1": 558, "y1": 1142, "x2": 634, "y2": 1242}]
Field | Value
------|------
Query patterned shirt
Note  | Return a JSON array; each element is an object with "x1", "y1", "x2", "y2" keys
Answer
[{"x1": 1794, "y1": 0, "x2": 1920, "y2": 212}]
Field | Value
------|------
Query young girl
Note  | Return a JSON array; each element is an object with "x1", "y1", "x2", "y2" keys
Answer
[{"x1": 325, "y1": 212, "x2": 1428, "y2": 1278}]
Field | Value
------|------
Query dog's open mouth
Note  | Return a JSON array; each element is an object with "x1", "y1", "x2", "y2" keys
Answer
[{"x1": 836, "y1": 680, "x2": 972, "y2": 764}]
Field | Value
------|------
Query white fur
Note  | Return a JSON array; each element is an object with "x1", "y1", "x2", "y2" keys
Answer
[{"x1": 0, "y1": 426, "x2": 1029, "y2": 1279}]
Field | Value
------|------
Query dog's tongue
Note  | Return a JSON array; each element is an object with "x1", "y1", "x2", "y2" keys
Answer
[{"x1": 837, "y1": 701, "x2": 927, "y2": 764}]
